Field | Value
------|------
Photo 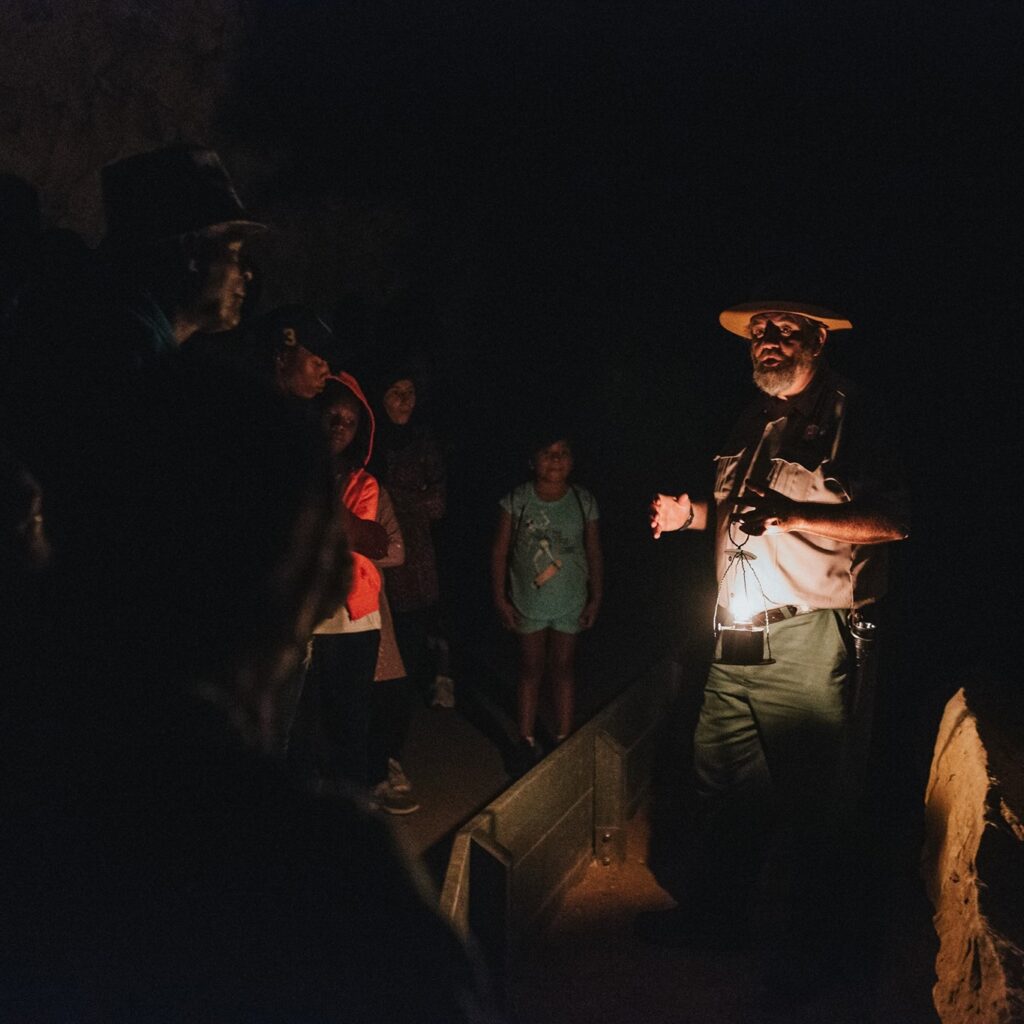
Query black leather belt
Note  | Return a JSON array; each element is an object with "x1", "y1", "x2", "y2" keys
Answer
[
  {"x1": 717, "y1": 604, "x2": 818, "y2": 627},
  {"x1": 751, "y1": 605, "x2": 813, "y2": 626}
]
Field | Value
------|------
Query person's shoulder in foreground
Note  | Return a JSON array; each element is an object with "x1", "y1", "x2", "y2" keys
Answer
[{"x1": 113, "y1": 695, "x2": 504, "y2": 1023}]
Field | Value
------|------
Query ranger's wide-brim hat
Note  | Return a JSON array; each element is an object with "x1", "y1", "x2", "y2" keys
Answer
[
  {"x1": 102, "y1": 145, "x2": 266, "y2": 244},
  {"x1": 719, "y1": 300, "x2": 853, "y2": 338}
]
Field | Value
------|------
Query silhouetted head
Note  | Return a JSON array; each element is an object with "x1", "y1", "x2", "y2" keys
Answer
[
  {"x1": 255, "y1": 305, "x2": 337, "y2": 399},
  {"x1": 0, "y1": 448, "x2": 52, "y2": 578}
]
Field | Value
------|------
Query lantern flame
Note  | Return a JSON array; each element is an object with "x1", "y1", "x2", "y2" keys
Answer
[{"x1": 729, "y1": 589, "x2": 757, "y2": 624}]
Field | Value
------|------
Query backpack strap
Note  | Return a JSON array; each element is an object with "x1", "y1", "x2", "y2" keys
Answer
[
  {"x1": 571, "y1": 484, "x2": 587, "y2": 529},
  {"x1": 509, "y1": 487, "x2": 529, "y2": 548}
]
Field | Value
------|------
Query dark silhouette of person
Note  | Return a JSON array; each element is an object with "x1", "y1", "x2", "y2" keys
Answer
[
  {"x1": 0, "y1": 362, "x2": 500, "y2": 1022},
  {"x1": 3, "y1": 145, "x2": 265, "y2": 617}
]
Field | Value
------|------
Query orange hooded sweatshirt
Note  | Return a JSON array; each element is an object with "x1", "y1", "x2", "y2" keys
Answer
[{"x1": 320, "y1": 371, "x2": 381, "y2": 625}]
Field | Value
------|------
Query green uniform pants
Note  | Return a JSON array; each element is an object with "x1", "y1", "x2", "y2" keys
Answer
[{"x1": 688, "y1": 609, "x2": 853, "y2": 932}]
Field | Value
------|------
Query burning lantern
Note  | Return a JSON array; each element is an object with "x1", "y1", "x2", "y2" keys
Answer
[{"x1": 714, "y1": 546, "x2": 774, "y2": 665}]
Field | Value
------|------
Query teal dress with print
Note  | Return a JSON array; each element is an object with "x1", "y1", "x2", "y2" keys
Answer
[{"x1": 499, "y1": 483, "x2": 598, "y2": 622}]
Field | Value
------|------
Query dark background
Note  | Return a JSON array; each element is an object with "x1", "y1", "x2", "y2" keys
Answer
[
  {"x1": 6, "y1": 1, "x2": 1019, "y2": 790},
  {"x1": 233, "y1": 0, "x2": 1020, "y2": 710}
]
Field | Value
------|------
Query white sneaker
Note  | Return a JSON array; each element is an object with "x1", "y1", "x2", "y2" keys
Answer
[
  {"x1": 372, "y1": 779, "x2": 419, "y2": 815},
  {"x1": 431, "y1": 674, "x2": 456, "y2": 708},
  {"x1": 387, "y1": 757, "x2": 412, "y2": 794}
]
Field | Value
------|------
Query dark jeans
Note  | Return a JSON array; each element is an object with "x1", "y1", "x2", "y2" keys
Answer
[
  {"x1": 274, "y1": 659, "x2": 307, "y2": 759},
  {"x1": 289, "y1": 630, "x2": 380, "y2": 789},
  {"x1": 368, "y1": 676, "x2": 416, "y2": 786},
  {"x1": 393, "y1": 607, "x2": 434, "y2": 700}
]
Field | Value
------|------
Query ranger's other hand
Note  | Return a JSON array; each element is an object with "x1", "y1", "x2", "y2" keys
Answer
[{"x1": 649, "y1": 492, "x2": 692, "y2": 539}]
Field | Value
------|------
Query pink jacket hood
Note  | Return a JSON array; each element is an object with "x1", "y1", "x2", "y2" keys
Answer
[{"x1": 325, "y1": 370, "x2": 375, "y2": 468}]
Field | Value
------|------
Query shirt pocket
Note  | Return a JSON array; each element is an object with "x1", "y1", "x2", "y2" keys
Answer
[
  {"x1": 713, "y1": 449, "x2": 746, "y2": 502},
  {"x1": 768, "y1": 458, "x2": 851, "y2": 504}
]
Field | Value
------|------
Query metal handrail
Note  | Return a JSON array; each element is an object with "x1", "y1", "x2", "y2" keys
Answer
[{"x1": 439, "y1": 657, "x2": 679, "y2": 982}]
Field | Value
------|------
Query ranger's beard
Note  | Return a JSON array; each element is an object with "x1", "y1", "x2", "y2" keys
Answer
[{"x1": 752, "y1": 344, "x2": 817, "y2": 397}]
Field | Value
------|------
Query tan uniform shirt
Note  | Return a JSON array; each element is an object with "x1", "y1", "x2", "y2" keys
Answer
[{"x1": 713, "y1": 367, "x2": 907, "y2": 611}]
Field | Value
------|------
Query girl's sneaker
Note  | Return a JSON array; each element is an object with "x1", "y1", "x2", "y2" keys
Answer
[
  {"x1": 387, "y1": 757, "x2": 413, "y2": 794},
  {"x1": 371, "y1": 779, "x2": 420, "y2": 815}
]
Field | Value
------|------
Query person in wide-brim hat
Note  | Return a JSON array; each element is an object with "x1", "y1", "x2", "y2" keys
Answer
[
  {"x1": 101, "y1": 145, "x2": 265, "y2": 245},
  {"x1": 639, "y1": 284, "x2": 908, "y2": 958},
  {"x1": 718, "y1": 300, "x2": 852, "y2": 338},
  {"x1": 98, "y1": 145, "x2": 265, "y2": 347}
]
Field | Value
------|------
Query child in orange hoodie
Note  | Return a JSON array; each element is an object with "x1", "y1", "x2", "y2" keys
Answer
[{"x1": 302, "y1": 372, "x2": 390, "y2": 796}]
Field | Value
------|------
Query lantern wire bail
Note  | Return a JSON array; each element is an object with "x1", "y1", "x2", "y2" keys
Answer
[{"x1": 712, "y1": 534, "x2": 774, "y2": 662}]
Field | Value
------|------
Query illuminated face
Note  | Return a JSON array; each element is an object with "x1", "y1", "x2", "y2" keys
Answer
[
  {"x1": 748, "y1": 312, "x2": 824, "y2": 398},
  {"x1": 325, "y1": 395, "x2": 361, "y2": 455},
  {"x1": 191, "y1": 238, "x2": 250, "y2": 333},
  {"x1": 4, "y1": 466, "x2": 52, "y2": 572},
  {"x1": 382, "y1": 379, "x2": 416, "y2": 425},
  {"x1": 533, "y1": 439, "x2": 573, "y2": 483},
  {"x1": 277, "y1": 342, "x2": 330, "y2": 400}
]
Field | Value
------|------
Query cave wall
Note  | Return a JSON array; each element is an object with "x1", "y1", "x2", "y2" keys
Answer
[
  {"x1": 0, "y1": 0, "x2": 249, "y2": 241},
  {"x1": 1, "y1": 1, "x2": 476, "y2": 359},
  {"x1": 923, "y1": 686, "x2": 1024, "y2": 1023}
]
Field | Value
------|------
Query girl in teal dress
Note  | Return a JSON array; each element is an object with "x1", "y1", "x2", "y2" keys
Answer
[{"x1": 491, "y1": 432, "x2": 603, "y2": 773}]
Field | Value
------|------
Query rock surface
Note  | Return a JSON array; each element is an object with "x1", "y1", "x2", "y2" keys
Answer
[
  {"x1": 0, "y1": 2, "x2": 444, "y2": 319},
  {"x1": 0, "y1": 1, "x2": 247, "y2": 240},
  {"x1": 923, "y1": 685, "x2": 1024, "y2": 1023}
]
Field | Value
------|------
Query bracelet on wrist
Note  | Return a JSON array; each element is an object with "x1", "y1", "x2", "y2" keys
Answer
[{"x1": 677, "y1": 504, "x2": 695, "y2": 531}]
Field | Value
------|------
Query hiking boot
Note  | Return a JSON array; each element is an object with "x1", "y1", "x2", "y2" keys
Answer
[
  {"x1": 387, "y1": 757, "x2": 412, "y2": 794},
  {"x1": 371, "y1": 780, "x2": 420, "y2": 815}
]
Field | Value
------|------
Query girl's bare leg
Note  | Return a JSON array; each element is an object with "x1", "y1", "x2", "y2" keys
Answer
[
  {"x1": 517, "y1": 629, "x2": 547, "y2": 741},
  {"x1": 549, "y1": 630, "x2": 578, "y2": 740}
]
